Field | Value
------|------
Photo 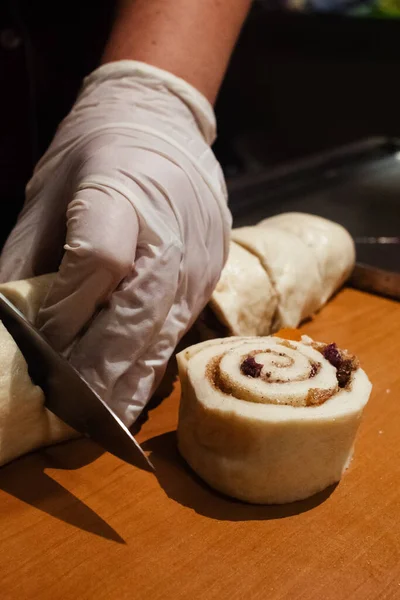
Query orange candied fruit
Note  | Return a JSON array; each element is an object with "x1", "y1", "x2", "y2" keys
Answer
[{"x1": 273, "y1": 327, "x2": 303, "y2": 342}]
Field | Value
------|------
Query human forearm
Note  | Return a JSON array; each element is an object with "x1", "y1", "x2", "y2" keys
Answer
[{"x1": 102, "y1": 0, "x2": 252, "y2": 104}]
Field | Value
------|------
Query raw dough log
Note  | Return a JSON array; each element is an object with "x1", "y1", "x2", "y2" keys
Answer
[
  {"x1": 257, "y1": 212, "x2": 356, "y2": 305},
  {"x1": 209, "y1": 241, "x2": 277, "y2": 336},
  {"x1": 0, "y1": 273, "x2": 55, "y2": 324},
  {"x1": 0, "y1": 275, "x2": 75, "y2": 467},
  {"x1": 208, "y1": 212, "x2": 355, "y2": 336},
  {"x1": 177, "y1": 335, "x2": 371, "y2": 504},
  {"x1": 231, "y1": 226, "x2": 323, "y2": 329}
]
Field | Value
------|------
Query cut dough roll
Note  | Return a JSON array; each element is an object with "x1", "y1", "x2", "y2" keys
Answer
[
  {"x1": 207, "y1": 213, "x2": 356, "y2": 337},
  {"x1": 177, "y1": 335, "x2": 372, "y2": 504},
  {"x1": 231, "y1": 225, "x2": 323, "y2": 329},
  {"x1": 0, "y1": 275, "x2": 76, "y2": 467},
  {"x1": 209, "y1": 241, "x2": 277, "y2": 336},
  {"x1": 257, "y1": 212, "x2": 356, "y2": 305}
]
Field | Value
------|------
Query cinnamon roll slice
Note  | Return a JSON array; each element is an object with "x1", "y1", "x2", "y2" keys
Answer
[{"x1": 177, "y1": 335, "x2": 372, "y2": 504}]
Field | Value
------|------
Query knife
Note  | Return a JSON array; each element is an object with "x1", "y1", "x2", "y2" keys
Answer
[{"x1": 0, "y1": 293, "x2": 153, "y2": 472}]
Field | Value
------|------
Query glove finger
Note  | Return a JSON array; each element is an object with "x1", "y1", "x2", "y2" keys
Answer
[
  {"x1": 37, "y1": 184, "x2": 138, "y2": 353},
  {"x1": 69, "y1": 237, "x2": 184, "y2": 425},
  {"x1": 0, "y1": 177, "x2": 70, "y2": 282}
]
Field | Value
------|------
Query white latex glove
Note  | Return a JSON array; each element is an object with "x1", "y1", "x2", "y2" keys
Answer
[{"x1": 0, "y1": 61, "x2": 231, "y2": 426}]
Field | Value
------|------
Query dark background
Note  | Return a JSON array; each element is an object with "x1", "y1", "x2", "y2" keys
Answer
[
  {"x1": 215, "y1": 7, "x2": 400, "y2": 178},
  {"x1": 1, "y1": 1, "x2": 400, "y2": 251}
]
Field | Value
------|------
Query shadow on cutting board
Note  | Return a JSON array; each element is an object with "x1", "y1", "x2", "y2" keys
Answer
[
  {"x1": 0, "y1": 439, "x2": 125, "y2": 544},
  {"x1": 0, "y1": 347, "x2": 126, "y2": 543},
  {"x1": 0, "y1": 336, "x2": 188, "y2": 544},
  {"x1": 143, "y1": 431, "x2": 337, "y2": 521}
]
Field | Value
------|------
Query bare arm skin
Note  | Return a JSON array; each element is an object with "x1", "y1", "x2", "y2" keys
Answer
[{"x1": 102, "y1": 0, "x2": 253, "y2": 104}]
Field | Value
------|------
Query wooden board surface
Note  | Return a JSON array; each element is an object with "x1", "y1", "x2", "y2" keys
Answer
[{"x1": 0, "y1": 289, "x2": 399, "y2": 600}]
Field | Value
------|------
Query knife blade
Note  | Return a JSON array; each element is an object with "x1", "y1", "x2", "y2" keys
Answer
[{"x1": 0, "y1": 293, "x2": 153, "y2": 472}]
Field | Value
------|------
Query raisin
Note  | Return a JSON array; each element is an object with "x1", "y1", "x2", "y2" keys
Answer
[
  {"x1": 240, "y1": 356, "x2": 263, "y2": 378},
  {"x1": 322, "y1": 343, "x2": 342, "y2": 368},
  {"x1": 322, "y1": 343, "x2": 358, "y2": 388},
  {"x1": 336, "y1": 359, "x2": 354, "y2": 388}
]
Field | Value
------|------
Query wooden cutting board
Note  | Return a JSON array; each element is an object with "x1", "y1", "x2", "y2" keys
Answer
[{"x1": 0, "y1": 288, "x2": 398, "y2": 600}]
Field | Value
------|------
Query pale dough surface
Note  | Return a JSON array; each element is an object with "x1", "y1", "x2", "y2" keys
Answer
[
  {"x1": 209, "y1": 241, "x2": 277, "y2": 336},
  {"x1": 0, "y1": 275, "x2": 75, "y2": 467},
  {"x1": 257, "y1": 212, "x2": 356, "y2": 305},
  {"x1": 231, "y1": 225, "x2": 323, "y2": 329},
  {"x1": 177, "y1": 336, "x2": 372, "y2": 504},
  {"x1": 208, "y1": 212, "x2": 355, "y2": 335},
  {"x1": 0, "y1": 273, "x2": 55, "y2": 324}
]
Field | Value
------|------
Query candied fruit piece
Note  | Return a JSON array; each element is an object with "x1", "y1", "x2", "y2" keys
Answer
[{"x1": 273, "y1": 328, "x2": 302, "y2": 342}]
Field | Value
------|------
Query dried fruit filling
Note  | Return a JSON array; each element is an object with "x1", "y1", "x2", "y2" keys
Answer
[
  {"x1": 240, "y1": 356, "x2": 263, "y2": 378},
  {"x1": 322, "y1": 342, "x2": 359, "y2": 389}
]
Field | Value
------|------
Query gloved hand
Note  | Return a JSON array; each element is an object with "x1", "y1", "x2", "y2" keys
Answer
[{"x1": 0, "y1": 61, "x2": 231, "y2": 427}]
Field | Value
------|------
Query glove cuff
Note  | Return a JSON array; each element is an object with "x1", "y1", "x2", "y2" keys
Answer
[{"x1": 83, "y1": 60, "x2": 217, "y2": 145}]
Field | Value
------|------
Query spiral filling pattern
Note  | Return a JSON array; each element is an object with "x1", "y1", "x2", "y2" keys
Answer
[
  {"x1": 178, "y1": 334, "x2": 371, "y2": 504},
  {"x1": 206, "y1": 337, "x2": 340, "y2": 407}
]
